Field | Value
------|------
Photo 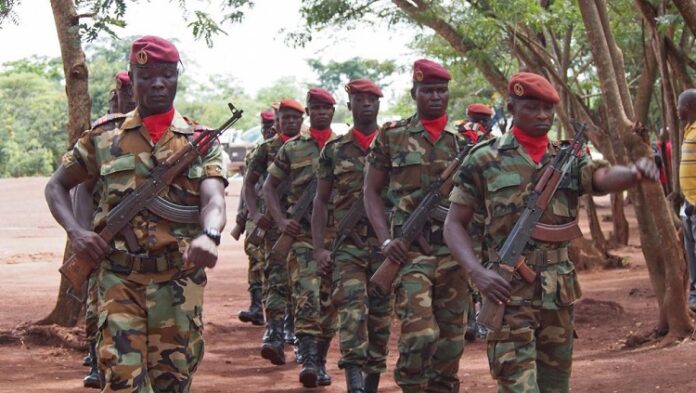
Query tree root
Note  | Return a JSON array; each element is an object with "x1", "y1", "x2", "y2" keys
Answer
[{"x1": 0, "y1": 323, "x2": 86, "y2": 351}]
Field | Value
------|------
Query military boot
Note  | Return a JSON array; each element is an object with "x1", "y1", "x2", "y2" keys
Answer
[
  {"x1": 364, "y1": 373, "x2": 380, "y2": 393},
  {"x1": 283, "y1": 304, "x2": 296, "y2": 345},
  {"x1": 345, "y1": 366, "x2": 365, "y2": 393},
  {"x1": 260, "y1": 320, "x2": 285, "y2": 365},
  {"x1": 297, "y1": 334, "x2": 319, "y2": 388},
  {"x1": 239, "y1": 287, "x2": 264, "y2": 326},
  {"x1": 83, "y1": 341, "x2": 100, "y2": 389},
  {"x1": 316, "y1": 337, "x2": 332, "y2": 386}
]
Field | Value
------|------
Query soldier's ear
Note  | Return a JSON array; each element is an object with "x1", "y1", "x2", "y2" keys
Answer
[
  {"x1": 507, "y1": 100, "x2": 515, "y2": 115},
  {"x1": 346, "y1": 101, "x2": 352, "y2": 111}
]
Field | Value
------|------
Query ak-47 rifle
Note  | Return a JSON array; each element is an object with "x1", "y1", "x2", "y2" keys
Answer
[
  {"x1": 477, "y1": 122, "x2": 587, "y2": 331},
  {"x1": 370, "y1": 143, "x2": 473, "y2": 295},
  {"x1": 246, "y1": 179, "x2": 288, "y2": 246},
  {"x1": 270, "y1": 178, "x2": 317, "y2": 260},
  {"x1": 60, "y1": 103, "x2": 244, "y2": 294},
  {"x1": 331, "y1": 196, "x2": 367, "y2": 251}
]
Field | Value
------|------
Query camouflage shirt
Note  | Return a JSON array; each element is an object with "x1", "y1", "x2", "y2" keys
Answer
[
  {"x1": 62, "y1": 109, "x2": 226, "y2": 255},
  {"x1": 248, "y1": 134, "x2": 284, "y2": 179},
  {"x1": 367, "y1": 114, "x2": 465, "y2": 254}
]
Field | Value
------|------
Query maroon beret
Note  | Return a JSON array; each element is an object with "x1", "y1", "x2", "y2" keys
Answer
[
  {"x1": 508, "y1": 72, "x2": 560, "y2": 104},
  {"x1": 260, "y1": 110, "x2": 275, "y2": 123},
  {"x1": 115, "y1": 71, "x2": 131, "y2": 89},
  {"x1": 129, "y1": 35, "x2": 180, "y2": 66},
  {"x1": 306, "y1": 87, "x2": 336, "y2": 106},
  {"x1": 413, "y1": 59, "x2": 451, "y2": 83},
  {"x1": 467, "y1": 103, "x2": 493, "y2": 117},
  {"x1": 279, "y1": 98, "x2": 305, "y2": 114},
  {"x1": 345, "y1": 79, "x2": 383, "y2": 97}
]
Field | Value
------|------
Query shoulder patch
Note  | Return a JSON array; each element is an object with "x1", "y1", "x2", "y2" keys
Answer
[{"x1": 91, "y1": 113, "x2": 127, "y2": 129}]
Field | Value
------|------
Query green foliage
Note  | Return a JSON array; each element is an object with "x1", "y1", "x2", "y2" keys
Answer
[
  {"x1": 308, "y1": 57, "x2": 397, "y2": 94},
  {"x1": 84, "y1": 36, "x2": 134, "y2": 119},
  {"x1": 0, "y1": 0, "x2": 21, "y2": 27}
]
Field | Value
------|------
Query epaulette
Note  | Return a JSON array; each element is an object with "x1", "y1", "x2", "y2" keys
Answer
[
  {"x1": 91, "y1": 113, "x2": 127, "y2": 129},
  {"x1": 380, "y1": 118, "x2": 409, "y2": 131}
]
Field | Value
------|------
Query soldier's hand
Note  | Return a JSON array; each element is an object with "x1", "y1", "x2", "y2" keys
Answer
[
  {"x1": 471, "y1": 268, "x2": 511, "y2": 305},
  {"x1": 279, "y1": 219, "x2": 301, "y2": 237},
  {"x1": 383, "y1": 238, "x2": 409, "y2": 265},
  {"x1": 314, "y1": 248, "x2": 333, "y2": 276},
  {"x1": 632, "y1": 157, "x2": 660, "y2": 182},
  {"x1": 185, "y1": 235, "x2": 218, "y2": 269},
  {"x1": 68, "y1": 228, "x2": 110, "y2": 267},
  {"x1": 252, "y1": 212, "x2": 272, "y2": 231}
]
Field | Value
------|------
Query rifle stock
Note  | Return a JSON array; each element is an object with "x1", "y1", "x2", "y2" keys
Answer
[
  {"x1": 271, "y1": 233, "x2": 295, "y2": 260},
  {"x1": 230, "y1": 223, "x2": 245, "y2": 240},
  {"x1": 58, "y1": 254, "x2": 96, "y2": 297},
  {"x1": 370, "y1": 258, "x2": 402, "y2": 295}
]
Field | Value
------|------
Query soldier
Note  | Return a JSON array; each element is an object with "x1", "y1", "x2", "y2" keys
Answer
[
  {"x1": 364, "y1": 59, "x2": 471, "y2": 393},
  {"x1": 263, "y1": 88, "x2": 339, "y2": 388},
  {"x1": 678, "y1": 89, "x2": 696, "y2": 311},
  {"x1": 244, "y1": 99, "x2": 303, "y2": 365},
  {"x1": 235, "y1": 110, "x2": 277, "y2": 326},
  {"x1": 312, "y1": 79, "x2": 392, "y2": 393},
  {"x1": 444, "y1": 72, "x2": 659, "y2": 392},
  {"x1": 45, "y1": 35, "x2": 227, "y2": 392},
  {"x1": 457, "y1": 103, "x2": 494, "y2": 144}
]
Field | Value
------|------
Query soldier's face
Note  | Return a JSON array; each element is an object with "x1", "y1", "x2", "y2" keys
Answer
[
  {"x1": 413, "y1": 82, "x2": 449, "y2": 120},
  {"x1": 306, "y1": 101, "x2": 335, "y2": 129},
  {"x1": 261, "y1": 122, "x2": 275, "y2": 139},
  {"x1": 348, "y1": 93, "x2": 380, "y2": 125},
  {"x1": 278, "y1": 109, "x2": 303, "y2": 137},
  {"x1": 116, "y1": 86, "x2": 136, "y2": 114},
  {"x1": 509, "y1": 98, "x2": 555, "y2": 137},
  {"x1": 130, "y1": 64, "x2": 178, "y2": 116}
]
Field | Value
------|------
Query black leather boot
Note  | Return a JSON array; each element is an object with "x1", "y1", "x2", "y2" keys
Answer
[
  {"x1": 239, "y1": 287, "x2": 264, "y2": 326},
  {"x1": 317, "y1": 337, "x2": 332, "y2": 386},
  {"x1": 345, "y1": 366, "x2": 365, "y2": 393},
  {"x1": 364, "y1": 373, "x2": 380, "y2": 393},
  {"x1": 260, "y1": 320, "x2": 285, "y2": 365},
  {"x1": 83, "y1": 341, "x2": 100, "y2": 389},
  {"x1": 283, "y1": 304, "x2": 295, "y2": 345},
  {"x1": 298, "y1": 335, "x2": 319, "y2": 388}
]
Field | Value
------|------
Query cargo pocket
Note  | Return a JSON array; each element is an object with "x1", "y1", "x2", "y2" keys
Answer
[
  {"x1": 390, "y1": 150, "x2": 423, "y2": 194},
  {"x1": 556, "y1": 264, "x2": 582, "y2": 307},
  {"x1": 186, "y1": 309, "x2": 205, "y2": 374},
  {"x1": 486, "y1": 325, "x2": 534, "y2": 380},
  {"x1": 100, "y1": 154, "x2": 136, "y2": 205},
  {"x1": 486, "y1": 172, "x2": 522, "y2": 218}
]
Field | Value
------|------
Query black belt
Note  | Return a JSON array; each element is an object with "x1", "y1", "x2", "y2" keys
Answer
[{"x1": 108, "y1": 250, "x2": 184, "y2": 275}]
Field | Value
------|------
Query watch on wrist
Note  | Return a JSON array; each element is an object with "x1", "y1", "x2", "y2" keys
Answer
[
  {"x1": 203, "y1": 228, "x2": 221, "y2": 246},
  {"x1": 380, "y1": 238, "x2": 392, "y2": 252}
]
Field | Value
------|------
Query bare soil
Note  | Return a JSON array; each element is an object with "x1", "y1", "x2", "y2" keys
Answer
[{"x1": 0, "y1": 177, "x2": 694, "y2": 393}]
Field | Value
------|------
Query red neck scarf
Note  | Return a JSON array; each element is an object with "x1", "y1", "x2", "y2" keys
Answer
[
  {"x1": 459, "y1": 130, "x2": 479, "y2": 143},
  {"x1": 353, "y1": 128, "x2": 377, "y2": 150},
  {"x1": 310, "y1": 128, "x2": 332, "y2": 148},
  {"x1": 512, "y1": 126, "x2": 548, "y2": 164},
  {"x1": 142, "y1": 107, "x2": 175, "y2": 144},
  {"x1": 421, "y1": 114, "x2": 448, "y2": 141},
  {"x1": 280, "y1": 133, "x2": 293, "y2": 143}
]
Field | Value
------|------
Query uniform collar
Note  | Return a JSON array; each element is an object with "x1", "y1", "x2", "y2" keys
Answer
[
  {"x1": 406, "y1": 114, "x2": 457, "y2": 136},
  {"x1": 298, "y1": 128, "x2": 338, "y2": 143},
  {"x1": 121, "y1": 108, "x2": 194, "y2": 135}
]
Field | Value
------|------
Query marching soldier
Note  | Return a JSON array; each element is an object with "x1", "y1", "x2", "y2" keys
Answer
[
  {"x1": 457, "y1": 103, "x2": 494, "y2": 144},
  {"x1": 364, "y1": 59, "x2": 471, "y2": 393}
]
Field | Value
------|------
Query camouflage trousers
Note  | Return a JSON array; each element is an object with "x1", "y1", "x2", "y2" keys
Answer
[
  {"x1": 289, "y1": 236, "x2": 337, "y2": 339},
  {"x1": 393, "y1": 252, "x2": 470, "y2": 393},
  {"x1": 263, "y1": 230, "x2": 291, "y2": 324},
  {"x1": 96, "y1": 266, "x2": 206, "y2": 393},
  {"x1": 243, "y1": 220, "x2": 264, "y2": 292},
  {"x1": 332, "y1": 242, "x2": 392, "y2": 374},
  {"x1": 486, "y1": 305, "x2": 574, "y2": 393},
  {"x1": 85, "y1": 272, "x2": 99, "y2": 342}
]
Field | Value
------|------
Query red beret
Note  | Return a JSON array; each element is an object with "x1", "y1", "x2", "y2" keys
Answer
[
  {"x1": 115, "y1": 71, "x2": 131, "y2": 89},
  {"x1": 508, "y1": 72, "x2": 560, "y2": 104},
  {"x1": 467, "y1": 103, "x2": 493, "y2": 116},
  {"x1": 345, "y1": 79, "x2": 383, "y2": 97},
  {"x1": 306, "y1": 87, "x2": 336, "y2": 106},
  {"x1": 260, "y1": 111, "x2": 275, "y2": 123},
  {"x1": 413, "y1": 59, "x2": 451, "y2": 83},
  {"x1": 129, "y1": 35, "x2": 180, "y2": 66},
  {"x1": 279, "y1": 98, "x2": 305, "y2": 114}
]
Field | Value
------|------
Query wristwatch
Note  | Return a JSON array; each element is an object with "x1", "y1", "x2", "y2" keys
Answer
[
  {"x1": 203, "y1": 228, "x2": 221, "y2": 246},
  {"x1": 379, "y1": 238, "x2": 392, "y2": 252}
]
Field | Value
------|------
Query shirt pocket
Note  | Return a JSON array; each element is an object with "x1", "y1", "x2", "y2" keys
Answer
[
  {"x1": 100, "y1": 154, "x2": 136, "y2": 205},
  {"x1": 390, "y1": 150, "x2": 423, "y2": 193},
  {"x1": 486, "y1": 171, "x2": 522, "y2": 218}
]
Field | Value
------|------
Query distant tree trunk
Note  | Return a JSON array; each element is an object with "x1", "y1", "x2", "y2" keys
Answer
[
  {"x1": 673, "y1": 0, "x2": 696, "y2": 39},
  {"x1": 610, "y1": 193, "x2": 630, "y2": 245},
  {"x1": 41, "y1": 0, "x2": 92, "y2": 327},
  {"x1": 585, "y1": 195, "x2": 607, "y2": 252}
]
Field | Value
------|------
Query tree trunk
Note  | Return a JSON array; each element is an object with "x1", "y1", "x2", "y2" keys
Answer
[
  {"x1": 585, "y1": 194, "x2": 608, "y2": 253},
  {"x1": 43, "y1": 0, "x2": 92, "y2": 327},
  {"x1": 673, "y1": 0, "x2": 696, "y2": 39},
  {"x1": 610, "y1": 193, "x2": 630, "y2": 246}
]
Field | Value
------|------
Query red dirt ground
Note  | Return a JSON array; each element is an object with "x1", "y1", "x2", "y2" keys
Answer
[{"x1": 0, "y1": 177, "x2": 694, "y2": 393}]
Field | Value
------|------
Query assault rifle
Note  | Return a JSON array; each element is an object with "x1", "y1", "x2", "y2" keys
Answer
[
  {"x1": 370, "y1": 143, "x2": 473, "y2": 294},
  {"x1": 270, "y1": 178, "x2": 317, "y2": 260},
  {"x1": 60, "y1": 103, "x2": 244, "y2": 294},
  {"x1": 477, "y1": 122, "x2": 587, "y2": 331},
  {"x1": 230, "y1": 181, "x2": 264, "y2": 241},
  {"x1": 332, "y1": 196, "x2": 367, "y2": 251},
  {"x1": 246, "y1": 180, "x2": 288, "y2": 246}
]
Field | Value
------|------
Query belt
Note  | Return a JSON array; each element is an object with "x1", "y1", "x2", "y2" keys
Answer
[
  {"x1": 488, "y1": 247, "x2": 569, "y2": 267},
  {"x1": 108, "y1": 250, "x2": 184, "y2": 275}
]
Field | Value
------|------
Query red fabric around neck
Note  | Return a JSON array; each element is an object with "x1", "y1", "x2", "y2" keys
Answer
[
  {"x1": 421, "y1": 115, "x2": 448, "y2": 141},
  {"x1": 310, "y1": 128, "x2": 332, "y2": 148},
  {"x1": 353, "y1": 128, "x2": 377, "y2": 150},
  {"x1": 512, "y1": 126, "x2": 548, "y2": 164},
  {"x1": 459, "y1": 129, "x2": 479, "y2": 143},
  {"x1": 280, "y1": 133, "x2": 293, "y2": 143},
  {"x1": 142, "y1": 107, "x2": 175, "y2": 143}
]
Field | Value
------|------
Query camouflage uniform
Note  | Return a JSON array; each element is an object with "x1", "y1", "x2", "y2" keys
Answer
[
  {"x1": 247, "y1": 135, "x2": 291, "y2": 326},
  {"x1": 268, "y1": 129, "x2": 338, "y2": 340},
  {"x1": 63, "y1": 109, "x2": 226, "y2": 392},
  {"x1": 368, "y1": 115, "x2": 471, "y2": 392},
  {"x1": 242, "y1": 147, "x2": 264, "y2": 297},
  {"x1": 449, "y1": 131, "x2": 608, "y2": 393},
  {"x1": 317, "y1": 128, "x2": 393, "y2": 375}
]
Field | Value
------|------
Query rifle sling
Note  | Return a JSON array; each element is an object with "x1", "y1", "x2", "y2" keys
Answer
[{"x1": 530, "y1": 219, "x2": 582, "y2": 242}]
